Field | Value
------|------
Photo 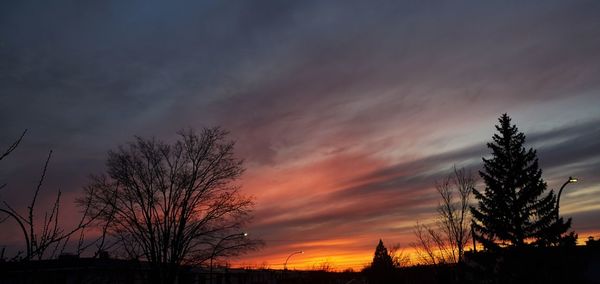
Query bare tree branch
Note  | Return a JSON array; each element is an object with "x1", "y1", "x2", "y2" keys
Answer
[
  {"x1": 0, "y1": 129, "x2": 27, "y2": 191},
  {"x1": 1, "y1": 140, "x2": 99, "y2": 260},
  {"x1": 82, "y1": 128, "x2": 261, "y2": 284},
  {"x1": 0, "y1": 129, "x2": 27, "y2": 162},
  {"x1": 412, "y1": 166, "x2": 475, "y2": 264}
]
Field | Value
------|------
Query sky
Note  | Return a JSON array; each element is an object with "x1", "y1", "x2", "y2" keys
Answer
[{"x1": 1, "y1": 0, "x2": 600, "y2": 270}]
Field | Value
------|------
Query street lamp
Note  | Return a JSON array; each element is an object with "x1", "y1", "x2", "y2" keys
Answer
[
  {"x1": 471, "y1": 222, "x2": 477, "y2": 252},
  {"x1": 209, "y1": 232, "x2": 247, "y2": 284},
  {"x1": 556, "y1": 176, "x2": 578, "y2": 219},
  {"x1": 284, "y1": 250, "x2": 303, "y2": 270}
]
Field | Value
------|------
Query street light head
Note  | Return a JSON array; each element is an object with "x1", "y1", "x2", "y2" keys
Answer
[
  {"x1": 243, "y1": 232, "x2": 248, "y2": 237},
  {"x1": 569, "y1": 177, "x2": 578, "y2": 183},
  {"x1": 300, "y1": 251, "x2": 304, "y2": 254}
]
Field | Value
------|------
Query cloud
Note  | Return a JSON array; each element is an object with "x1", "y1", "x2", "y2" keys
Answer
[
  {"x1": 239, "y1": 117, "x2": 600, "y2": 266},
  {"x1": 2, "y1": 0, "x2": 600, "y2": 269}
]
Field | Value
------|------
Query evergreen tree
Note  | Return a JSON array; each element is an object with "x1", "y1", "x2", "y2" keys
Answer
[
  {"x1": 365, "y1": 239, "x2": 396, "y2": 284},
  {"x1": 371, "y1": 239, "x2": 394, "y2": 270},
  {"x1": 471, "y1": 114, "x2": 571, "y2": 249}
]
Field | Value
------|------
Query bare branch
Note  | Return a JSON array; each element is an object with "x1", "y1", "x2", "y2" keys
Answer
[
  {"x1": 0, "y1": 129, "x2": 27, "y2": 162},
  {"x1": 0, "y1": 208, "x2": 31, "y2": 258},
  {"x1": 412, "y1": 166, "x2": 475, "y2": 264},
  {"x1": 81, "y1": 128, "x2": 259, "y2": 284}
]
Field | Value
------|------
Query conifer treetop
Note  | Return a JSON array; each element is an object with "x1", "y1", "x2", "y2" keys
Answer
[{"x1": 471, "y1": 114, "x2": 571, "y2": 249}]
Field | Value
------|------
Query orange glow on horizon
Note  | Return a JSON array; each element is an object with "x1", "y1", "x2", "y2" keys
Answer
[
  {"x1": 230, "y1": 231, "x2": 600, "y2": 271},
  {"x1": 231, "y1": 246, "x2": 425, "y2": 271}
]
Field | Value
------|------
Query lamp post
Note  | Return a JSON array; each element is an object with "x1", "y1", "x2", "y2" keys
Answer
[
  {"x1": 209, "y1": 232, "x2": 247, "y2": 284},
  {"x1": 471, "y1": 222, "x2": 477, "y2": 252},
  {"x1": 556, "y1": 176, "x2": 578, "y2": 219},
  {"x1": 283, "y1": 251, "x2": 303, "y2": 270}
]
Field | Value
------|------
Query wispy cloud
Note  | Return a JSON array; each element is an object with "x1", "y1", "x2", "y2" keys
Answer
[{"x1": 1, "y1": 0, "x2": 600, "y2": 269}]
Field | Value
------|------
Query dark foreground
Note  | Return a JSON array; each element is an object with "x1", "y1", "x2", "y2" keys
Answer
[{"x1": 1, "y1": 245, "x2": 599, "y2": 284}]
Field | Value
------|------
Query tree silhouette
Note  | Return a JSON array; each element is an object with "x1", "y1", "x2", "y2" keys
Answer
[
  {"x1": 0, "y1": 130, "x2": 97, "y2": 261},
  {"x1": 372, "y1": 239, "x2": 394, "y2": 270},
  {"x1": 365, "y1": 239, "x2": 396, "y2": 284},
  {"x1": 81, "y1": 128, "x2": 260, "y2": 284},
  {"x1": 412, "y1": 167, "x2": 474, "y2": 264},
  {"x1": 471, "y1": 114, "x2": 571, "y2": 249}
]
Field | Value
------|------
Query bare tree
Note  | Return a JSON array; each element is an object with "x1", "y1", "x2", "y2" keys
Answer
[
  {"x1": 388, "y1": 243, "x2": 411, "y2": 267},
  {"x1": 412, "y1": 166, "x2": 474, "y2": 264},
  {"x1": 81, "y1": 128, "x2": 260, "y2": 284},
  {"x1": 0, "y1": 130, "x2": 96, "y2": 261},
  {"x1": 437, "y1": 167, "x2": 474, "y2": 262},
  {"x1": 412, "y1": 221, "x2": 450, "y2": 265}
]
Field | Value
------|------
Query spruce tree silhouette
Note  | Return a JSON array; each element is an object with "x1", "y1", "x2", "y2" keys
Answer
[
  {"x1": 471, "y1": 114, "x2": 572, "y2": 249},
  {"x1": 366, "y1": 239, "x2": 396, "y2": 284},
  {"x1": 372, "y1": 239, "x2": 394, "y2": 270}
]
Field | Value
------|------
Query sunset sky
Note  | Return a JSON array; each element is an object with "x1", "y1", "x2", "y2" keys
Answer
[{"x1": 1, "y1": 1, "x2": 600, "y2": 270}]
